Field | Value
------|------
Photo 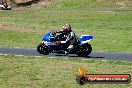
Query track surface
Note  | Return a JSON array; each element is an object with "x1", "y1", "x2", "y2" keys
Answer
[{"x1": 0, "y1": 47, "x2": 132, "y2": 61}]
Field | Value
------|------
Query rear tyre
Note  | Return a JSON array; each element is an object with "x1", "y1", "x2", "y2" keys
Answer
[
  {"x1": 37, "y1": 43, "x2": 51, "y2": 55},
  {"x1": 77, "y1": 44, "x2": 92, "y2": 57}
]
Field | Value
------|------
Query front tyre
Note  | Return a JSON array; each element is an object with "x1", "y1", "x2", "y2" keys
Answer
[
  {"x1": 77, "y1": 44, "x2": 92, "y2": 57},
  {"x1": 37, "y1": 43, "x2": 51, "y2": 55}
]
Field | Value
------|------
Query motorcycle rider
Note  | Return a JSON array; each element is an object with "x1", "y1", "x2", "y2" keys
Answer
[{"x1": 55, "y1": 24, "x2": 79, "y2": 55}]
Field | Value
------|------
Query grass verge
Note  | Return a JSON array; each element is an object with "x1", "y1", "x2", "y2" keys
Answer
[
  {"x1": 42, "y1": 0, "x2": 132, "y2": 11},
  {"x1": 0, "y1": 55, "x2": 132, "y2": 88}
]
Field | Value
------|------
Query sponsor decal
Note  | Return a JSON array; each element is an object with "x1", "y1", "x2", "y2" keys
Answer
[{"x1": 76, "y1": 66, "x2": 131, "y2": 85}]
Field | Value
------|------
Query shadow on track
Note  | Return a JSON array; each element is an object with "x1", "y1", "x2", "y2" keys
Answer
[
  {"x1": 54, "y1": 54, "x2": 105, "y2": 59},
  {"x1": 69, "y1": 55, "x2": 105, "y2": 59}
]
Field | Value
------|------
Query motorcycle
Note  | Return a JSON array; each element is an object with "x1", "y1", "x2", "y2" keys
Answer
[{"x1": 37, "y1": 31, "x2": 93, "y2": 57}]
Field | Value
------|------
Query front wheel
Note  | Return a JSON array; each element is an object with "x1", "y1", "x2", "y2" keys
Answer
[
  {"x1": 37, "y1": 43, "x2": 51, "y2": 55},
  {"x1": 77, "y1": 44, "x2": 92, "y2": 57}
]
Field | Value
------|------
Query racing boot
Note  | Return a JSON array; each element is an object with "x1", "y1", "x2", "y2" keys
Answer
[{"x1": 64, "y1": 49, "x2": 69, "y2": 55}]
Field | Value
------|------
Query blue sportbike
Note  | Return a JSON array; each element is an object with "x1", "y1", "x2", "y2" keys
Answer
[{"x1": 37, "y1": 31, "x2": 93, "y2": 57}]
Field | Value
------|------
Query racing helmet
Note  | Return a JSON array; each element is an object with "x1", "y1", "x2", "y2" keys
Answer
[{"x1": 63, "y1": 24, "x2": 71, "y2": 33}]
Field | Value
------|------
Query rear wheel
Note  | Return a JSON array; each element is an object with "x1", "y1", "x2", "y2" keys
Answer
[
  {"x1": 37, "y1": 43, "x2": 51, "y2": 55},
  {"x1": 77, "y1": 44, "x2": 92, "y2": 57}
]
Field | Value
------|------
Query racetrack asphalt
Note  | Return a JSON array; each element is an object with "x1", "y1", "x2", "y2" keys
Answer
[{"x1": 0, "y1": 47, "x2": 132, "y2": 62}]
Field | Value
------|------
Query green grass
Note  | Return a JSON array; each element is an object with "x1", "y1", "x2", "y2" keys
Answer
[
  {"x1": 0, "y1": 55, "x2": 132, "y2": 88},
  {"x1": 43, "y1": 0, "x2": 132, "y2": 11},
  {"x1": 0, "y1": 30, "x2": 41, "y2": 48},
  {"x1": 0, "y1": 11, "x2": 132, "y2": 52}
]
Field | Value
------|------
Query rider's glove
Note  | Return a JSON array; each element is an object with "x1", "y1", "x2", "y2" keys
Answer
[{"x1": 55, "y1": 41, "x2": 61, "y2": 44}]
